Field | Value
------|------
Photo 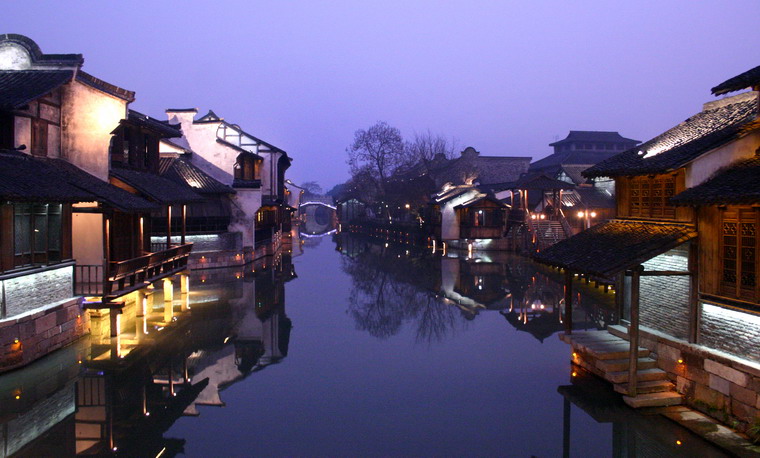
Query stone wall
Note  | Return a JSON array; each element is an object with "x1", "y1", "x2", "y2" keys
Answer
[
  {"x1": 636, "y1": 326, "x2": 760, "y2": 434},
  {"x1": 639, "y1": 245, "x2": 690, "y2": 340},
  {"x1": 0, "y1": 298, "x2": 89, "y2": 373},
  {"x1": 2, "y1": 265, "x2": 74, "y2": 319},
  {"x1": 700, "y1": 303, "x2": 760, "y2": 363}
]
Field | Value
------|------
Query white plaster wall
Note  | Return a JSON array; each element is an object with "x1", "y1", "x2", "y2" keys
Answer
[
  {"x1": 0, "y1": 43, "x2": 32, "y2": 69},
  {"x1": 72, "y1": 212, "x2": 104, "y2": 266},
  {"x1": 687, "y1": 130, "x2": 760, "y2": 188},
  {"x1": 440, "y1": 257, "x2": 460, "y2": 296},
  {"x1": 168, "y1": 111, "x2": 263, "y2": 247},
  {"x1": 440, "y1": 190, "x2": 479, "y2": 240},
  {"x1": 60, "y1": 80, "x2": 127, "y2": 181}
]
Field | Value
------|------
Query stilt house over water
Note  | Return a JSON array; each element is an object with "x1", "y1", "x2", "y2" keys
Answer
[
  {"x1": 0, "y1": 34, "x2": 202, "y2": 371},
  {"x1": 535, "y1": 63, "x2": 760, "y2": 427}
]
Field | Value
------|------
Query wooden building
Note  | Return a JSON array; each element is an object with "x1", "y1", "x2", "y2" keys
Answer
[
  {"x1": 535, "y1": 64, "x2": 760, "y2": 429},
  {"x1": 0, "y1": 34, "x2": 201, "y2": 371}
]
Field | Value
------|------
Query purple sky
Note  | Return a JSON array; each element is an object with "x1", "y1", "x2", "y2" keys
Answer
[{"x1": 3, "y1": 1, "x2": 760, "y2": 188}]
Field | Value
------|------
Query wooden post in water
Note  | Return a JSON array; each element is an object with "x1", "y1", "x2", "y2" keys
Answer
[
  {"x1": 564, "y1": 269, "x2": 573, "y2": 335},
  {"x1": 627, "y1": 266, "x2": 641, "y2": 397},
  {"x1": 166, "y1": 205, "x2": 172, "y2": 248}
]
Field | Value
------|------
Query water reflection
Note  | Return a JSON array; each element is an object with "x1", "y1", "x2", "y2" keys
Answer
[
  {"x1": 0, "y1": 255, "x2": 295, "y2": 457},
  {"x1": 336, "y1": 232, "x2": 616, "y2": 343}
]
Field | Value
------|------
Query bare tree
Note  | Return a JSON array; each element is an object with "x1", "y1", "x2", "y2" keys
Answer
[
  {"x1": 347, "y1": 121, "x2": 404, "y2": 195},
  {"x1": 300, "y1": 181, "x2": 323, "y2": 197},
  {"x1": 403, "y1": 129, "x2": 457, "y2": 166}
]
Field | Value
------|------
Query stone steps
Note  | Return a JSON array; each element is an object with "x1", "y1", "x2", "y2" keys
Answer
[
  {"x1": 562, "y1": 328, "x2": 682, "y2": 408},
  {"x1": 605, "y1": 367, "x2": 669, "y2": 384},
  {"x1": 623, "y1": 391, "x2": 683, "y2": 408},
  {"x1": 614, "y1": 379, "x2": 674, "y2": 395},
  {"x1": 597, "y1": 357, "x2": 657, "y2": 373}
]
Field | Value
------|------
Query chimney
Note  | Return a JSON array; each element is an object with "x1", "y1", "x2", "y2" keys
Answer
[{"x1": 166, "y1": 108, "x2": 198, "y2": 127}]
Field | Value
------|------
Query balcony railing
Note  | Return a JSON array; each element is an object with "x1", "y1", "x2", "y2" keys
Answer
[{"x1": 74, "y1": 243, "x2": 193, "y2": 300}]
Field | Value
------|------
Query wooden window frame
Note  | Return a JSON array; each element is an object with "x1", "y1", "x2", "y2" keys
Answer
[{"x1": 720, "y1": 206, "x2": 759, "y2": 303}]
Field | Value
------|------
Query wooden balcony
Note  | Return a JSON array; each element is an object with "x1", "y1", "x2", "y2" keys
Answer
[{"x1": 75, "y1": 243, "x2": 193, "y2": 300}]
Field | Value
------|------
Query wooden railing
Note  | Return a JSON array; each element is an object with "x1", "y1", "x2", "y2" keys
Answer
[{"x1": 75, "y1": 244, "x2": 193, "y2": 300}]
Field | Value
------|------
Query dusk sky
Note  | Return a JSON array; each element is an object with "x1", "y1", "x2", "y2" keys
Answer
[{"x1": 3, "y1": 1, "x2": 760, "y2": 188}]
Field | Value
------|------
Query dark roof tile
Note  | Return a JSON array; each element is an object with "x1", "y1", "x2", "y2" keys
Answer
[
  {"x1": 671, "y1": 156, "x2": 760, "y2": 206},
  {"x1": 533, "y1": 220, "x2": 697, "y2": 278},
  {"x1": 127, "y1": 110, "x2": 181, "y2": 138},
  {"x1": 549, "y1": 131, "x2": 639, "y2": 146},
  {"x1": 584, "y1": 94, "x2": 759, "y2": 178},
  {"x1": 159, "y1": 158, "x2": 235, "y2": 195},
  {"x1": 712, "y1": 65, "x2": 760, "y2": 96},
  {"x1": 0, "y1": 150, "x2": 92, "y2": 202},
  {"x1": 111, "y1": 167, "x2": 204, "y2": 204},
  {"x1": 75, "y1": 71, "x2": 135, "y2": 102},
  {"x1": 0, "y1": 70, "x2": 73, "y2": 109}
]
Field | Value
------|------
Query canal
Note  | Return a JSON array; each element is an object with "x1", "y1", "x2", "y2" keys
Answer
[{"x1": 0, "y1": 232, "x2": 731, "y2": 457}]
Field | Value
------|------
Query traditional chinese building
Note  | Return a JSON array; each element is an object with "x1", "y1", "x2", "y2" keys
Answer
[
  {"x1": 535, "y1": 64, "x2": 760, "y2": 431},
  {"x1": 0, "y1": 34, "x2": 199, "y2": 371},
  {"x1": 163, "y1": 109, "x2": 293, "y2": 262}
]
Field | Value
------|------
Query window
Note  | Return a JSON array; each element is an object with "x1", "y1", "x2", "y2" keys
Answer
[
  {"x1": 474, "y1": 209, "x2": 485, "y2": 226},
  {"x1": 628, "y1": 175, "x2": 676, "y2": 219},
  {"x1": 13, "y1": 203, "x2": 62, "y2": 267},
  {"x1": 721, "y1": 207, "x2": 758, "y2": 302},
  {"x1": 234, "y1": 153, "x2": 260, "y2": 181}
]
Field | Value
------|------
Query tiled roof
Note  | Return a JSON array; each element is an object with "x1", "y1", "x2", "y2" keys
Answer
[
  {"x1": 670, "y1": 156, "x2": 760, "y2": 206},
  {"x1": 530, "y1": 151, "x2": 614, "y2": 171},
  {"x1": 712, "y1": 64, "x2": 760, "y2": 96},
  {"x1": 533, "y1": 220, "x2": 697, "y2": 278},
  {"x1": 434, "y1": 155, "x2": 531, "y2": 187},
  {"x1": 111, "y1": 167, "x2": 204, "y2": 204},
  {"x1": 454, "y1": 194, "x2": 507, "y2": 209},
  {"x1": 76, "y1": 71, "x2": 135, "y2": 102},
  {"x1": 584, "y1": 93, "x2": 759, "y2": 178},
  {"x1": 0, "y1": 150, "x2": 93, "y2": 202},
  {"x1": 514, "y1": 173, "x2": 576, "y2": 191},
  {"x1": 44, "y1": 159, "x2": 158, "y2": 212},
  {"x1": 159, "y1": 158, "x2": 235, "y2": 195},
  {"x1": 559, "y1": 165, "x2": 592, "y2": 185},
  {"x1": 549, "y1": 131, "x2": 639, "y2": 146},
  {"x1": 127, "y1": 110, "x2": 181, "y2": 138},
  {"x1": 0, "y1": 70, "x2": 73, "y2": 109}
]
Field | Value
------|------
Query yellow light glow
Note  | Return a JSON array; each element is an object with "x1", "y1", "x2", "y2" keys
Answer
[
  {"x1": 676, "y1": 440, "x2": 682, "y2": 446},
  {"x1": 590, "y1": 211, "x2": 597, "y2": 218},
  {"x1": 577, "y1": 211, "x2": 584, "y2": 218},
  {"x1": 677, "y1": 358, "x2": 684, "y2": 364},
  {"x1": 571, "y1": 371, "x2": 577, "y2": 377}
]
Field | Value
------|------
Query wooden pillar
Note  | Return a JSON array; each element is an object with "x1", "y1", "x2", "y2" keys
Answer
[
  {"x1": 166, "y1": 205, "x2": 172, "y2": 248},
  {"x1": 627, "y1": 266, "x2": 641, "y2": 397},
  {"x1": 138, "y1": 216, "x2": 144, "y2": 255},
  {"x1": 564, "y1": 270, "x2": 573, "y2": 335},
  {"x1": 181, "y1": 204, "x2": 187, "y2": 245},
  {"x1": 688, "y1": 241, "x2": 700, "y2": 343}
]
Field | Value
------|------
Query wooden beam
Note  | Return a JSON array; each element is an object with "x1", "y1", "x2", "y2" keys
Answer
[
  {"x1": 688, "y1": 241, "x2": 700, "y2": 344},
  {"x1": 181, "y1": 204, "x2": 187, "y2": 245},
  {"x1": 628, "y1": 266, "x2": 641, "y2": 397},
  {"x1": 166, "y1": 205, "x2": 172, "y2": 248}
]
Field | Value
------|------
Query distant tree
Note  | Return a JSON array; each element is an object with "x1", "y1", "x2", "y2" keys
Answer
[
  {"x1": 402, "y1": 130, "x2": 457, "y2": 166},
  {"x1": 347, "y1": 121, "x2": 404, "y2": 195},
  {"x1": 300, "y1": 181, "x2": 323, "y2": 197}
]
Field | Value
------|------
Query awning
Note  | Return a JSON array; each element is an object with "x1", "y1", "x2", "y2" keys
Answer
[
  {"x1": 533, "y1": 220, "x2": 697, "y2": 278},
  {"x1": 111, "y1": 167, "x2": 204, "y2": 205}
]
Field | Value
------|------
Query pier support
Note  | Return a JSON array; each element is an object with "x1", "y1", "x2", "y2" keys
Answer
[
  {"x1": 136, "y1": 290, "x2": 146, "y2": 318},
  {"x1": 627, "y1": 266, "x2": 642, "y2": 397},
  {"x1": 163, "y1": 278, "x2": 174, "y2": 323}
]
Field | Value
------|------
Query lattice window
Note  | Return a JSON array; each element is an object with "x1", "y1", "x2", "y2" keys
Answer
[
  {"x1": 627, "y1": 175, "x2": 677, "y2": 219},
  {"x1": 721, "y1": 208, "x2": 759, "y2": 301}
]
